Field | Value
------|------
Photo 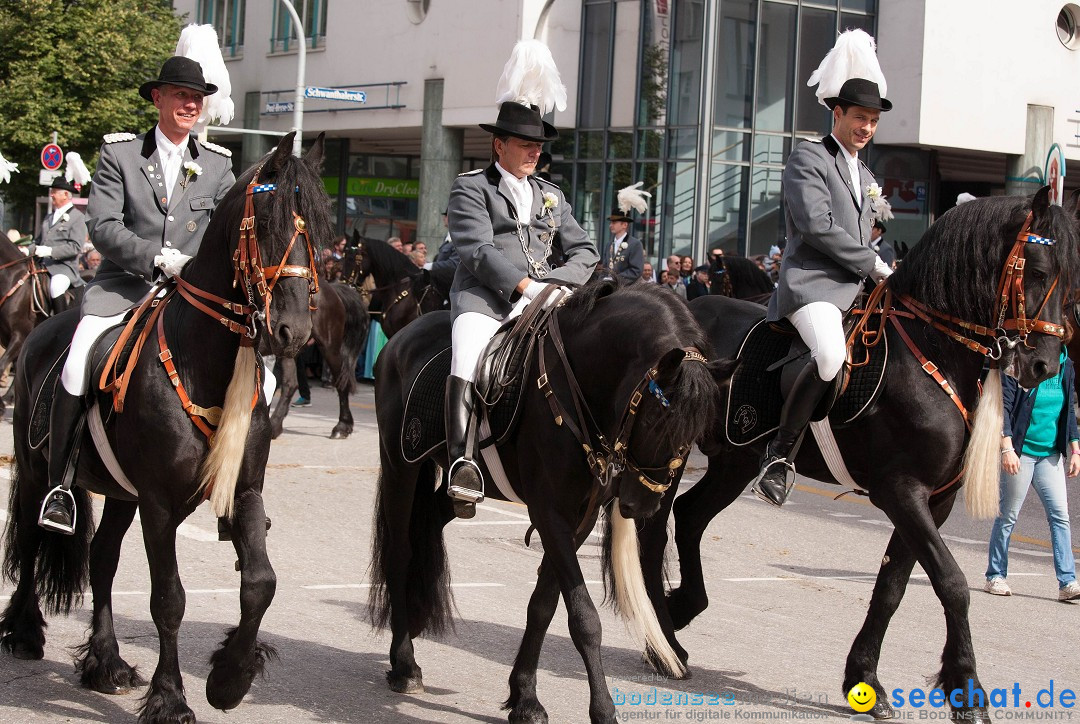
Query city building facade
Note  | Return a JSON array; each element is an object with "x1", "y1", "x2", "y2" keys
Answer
[{"x1": 173, "y1": 0, "x2": 1080, "y2": 264}]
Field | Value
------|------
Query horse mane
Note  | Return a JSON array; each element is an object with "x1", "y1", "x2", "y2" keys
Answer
[
  {"x1": 363, "y1": 236, "x2": 422, "y2": 280},
  {"x1": 889, "y1": 194, "x2": 1080, "y2": 323},
  {"x1": 721, "y1": 255, "x2": 774, "y2": 296}
]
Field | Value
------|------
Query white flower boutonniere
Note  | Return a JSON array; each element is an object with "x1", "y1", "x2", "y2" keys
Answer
[
  {"x1": 619, "y1": 241, "x2": 628, "y2": 251},
  {"x1": 865, "y1": 182, "x2": 894, "y2": 222},
  {"x1": 542, "y1": 192, "x2": 558, "y2": 209},
  {"x1": 61, "y1": 213, "x2": 70, "y2": 223},
  {"x1": 181, "y1": 161, "x2": 203, "y2": 188}
]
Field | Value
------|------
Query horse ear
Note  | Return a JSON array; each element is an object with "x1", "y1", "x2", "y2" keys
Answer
[
  {"x1": 1032, "y1": 185, "x2": 1052, "y2": 220},
  {"x1": 303, "y1": 132, "x2": 326, "y2": 172},
  {"x1": 654, "y1": 348, "x2": 688, "y2": 384},
  {"x1": 267, "y1": 131, "x2": 296, "y2": 173},
  {"x1": 351, "y1": 228, "x2": 360, "y2": 245}
]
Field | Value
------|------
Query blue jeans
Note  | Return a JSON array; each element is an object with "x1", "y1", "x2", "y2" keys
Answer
[{"x1": 986, "y1": 452, "x2": 1077, "y2": 588}]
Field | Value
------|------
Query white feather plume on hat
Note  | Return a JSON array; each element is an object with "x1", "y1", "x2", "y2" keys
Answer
[
  {"x1": 807, "y1": 29, "x2": 887, "y2": 108},
  {"x1": 617, "y1": 181, "x2": 652, "y2": 215},
  {"x1": 0, "y1": 151, "x2": 18, "y2": 185},
  {"x1": 65, "y1": 152, "x2": 92, "y2": 186},
  {"x1": 175, "y1": 24, "x2": 234, "y2": 132},
  {"x1": 494, "y1": 39, "x2": 567, "y2": 115}
]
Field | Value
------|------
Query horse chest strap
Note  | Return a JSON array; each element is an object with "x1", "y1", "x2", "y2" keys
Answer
[{"x1": 888, "y1": 315, "x2": 971, "y2": 430}]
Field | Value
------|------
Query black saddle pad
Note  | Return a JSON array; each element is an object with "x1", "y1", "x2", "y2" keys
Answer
[
  {"x1": 400, "y1": 340, "x2": 531, "y2": 464},
  {"x1": 725, "y1": 317, "x2": 887, "y2": 446}
]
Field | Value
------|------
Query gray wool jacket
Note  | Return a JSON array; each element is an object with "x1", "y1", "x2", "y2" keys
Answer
[
  {"x1": 447, "y1": 164, "x2": 598, "y2": 322},
  {"x1": 36, "y1": 205, "x2": 88, "y2": 287},
  {"x1": 83, "y1": 127, "x2": 234, "y2": 317},
  {"x1": 768, "y1": 135, "x2": 881, "y2": 321}
]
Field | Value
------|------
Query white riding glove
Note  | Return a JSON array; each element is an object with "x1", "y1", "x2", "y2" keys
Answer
[
  {"x1": 871, "y1": 256, "x2": 893, "y2": 283},
  {"x1": 33, "y1": 245, "x2": 53, "y2": 258},
  {"x1": 521, "y1": 280, "x2": 549, "y2": 300},
  {"x1": 154, "y1": 247, "x2": 193, "y2": 278}
]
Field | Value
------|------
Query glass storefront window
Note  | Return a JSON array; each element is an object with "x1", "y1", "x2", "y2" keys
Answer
[
  {"x1": 639, "y1": 0, "x2": 672, "y2": 126},
  {"x1": 670, "y1": 127, "x2": 698, "y2": 160},
  {"x1": 608, "y1": 131, "x2": 635, "y2": 160},
  {"x1": 842, "y1": 0, "x2": 876, "y2": 12},
  {"x1": 668, "y1": 0, "x2": 705, "y2": 126},
  {"x1": 611, "y1": 0, "x2": 642, "y2": 128},
  {"x1": 840, "y1": 12, "x2": 873, "y2": 34},
  {"x1": 638, "y1": 128, "x2": 665, "y2": 158},
  {"x1": 664, "y1": 160, "x2": 697, "y2": 257},
  {"x1": 749, "y1": 166, "x2": 785, "y2": 256},
  {"x1": 796, "y1": 6, "x2": 837, "y2": 136},
  {"x1": 714, "y1": 0, "x2": 756, "y2": 129},
  {"x1": 708, "y1": 163, "x2": 749, "y2": 253},
  {"x1": 752, "y1": 133, "x2": 791, "y2": 166},
  {"x1": 755, "y1": 2, "x2": 796, "y2": 132},
  {"x1": 580, "y1": 3, "x2": 614, "y2": 128},
  {"x1": 580, "y1": 131, "x2": 605, "y2": 160},
  {"x1": 576, "y1": 162, "x2": 606, "y2": 246},
  {"x1": 713, "y1": 129, "x2": 751, "y2": 163}
]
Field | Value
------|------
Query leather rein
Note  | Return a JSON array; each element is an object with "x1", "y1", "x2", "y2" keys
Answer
[
  {"x1": 0, "y1": 255, "x2": 48, "y2": 311},
  {"x1": 101, "y1": 171, "x2": 320, "y2": 444}
]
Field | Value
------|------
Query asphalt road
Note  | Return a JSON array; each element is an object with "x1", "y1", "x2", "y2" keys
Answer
[{"x1": 1, "y1": 381, "x2": 1078, "y2": 723}]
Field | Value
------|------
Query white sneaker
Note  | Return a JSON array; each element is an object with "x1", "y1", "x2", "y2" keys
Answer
[
  {"x1": 1059, "y1": 581, "x2": 1080, "y2": 601},
  {"x1": 984, "y1": 577, "x2": 1011, "y2": 596}
]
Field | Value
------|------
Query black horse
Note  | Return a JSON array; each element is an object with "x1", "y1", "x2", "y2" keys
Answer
[
  {"x1": 341, "y1": 232, "x2": 444, "y2": 338},
  {"x1": 636, "y1": 188, "x2": 1078, "y2": 722},
  {"x1": 369, "y1": 281, "x2": 733, "y2": 723},
  {"x1": 268, "y1": 280, "x2": 369, "y2": 439},
  {"x1": 710, "y1": 254, "x2": 775, "y2": 301},
  {"x1": 0, "y1": 238, "x2": 58, "y2": 419},
  {"x1": 0, "y1": 132, "x2": 332, "y2": 721}
]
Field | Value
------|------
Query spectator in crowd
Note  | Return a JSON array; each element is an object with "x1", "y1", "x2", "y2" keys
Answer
[
  {"x1": 641, "y1": 261, "x2": 655, "y2": 283},
  {"x1": 402, "y1": 242, "x2": 414, "y2": 255},
  {"x1": 387, "y1": 236, "x2": 403, "y2": 252},
  {"x1": 660, "y1": 265, "x2": 687, "y2": 300},
  {"x1": 687, "y1": 264, "x2": 710, "y2": 300},
  {"x1": 870, "y1": 221, "x2": 895, "y2": 268},
  {"x1": 986, "y1": 344, "x2": 1080, "y2": 601},
  {"x1": 331, "y1": 235, "x2": 346, "y2": 260},
  {"x1": 679, "y1": 255, "x2": 693, "y2": 284},
  {"x1": 414, "y1": 240, "x2": 428, "y2": 260},
  {"x1": 409, "y1": 249, "x2": 426, "y2": 268},
  {"x1": 80, "y1": 249, "x2": 103, "y2": 281}
]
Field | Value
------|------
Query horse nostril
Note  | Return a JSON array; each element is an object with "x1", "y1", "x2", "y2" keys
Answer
[
  {"x1": 277, "y1": 324, "x2": 293, "y2": 347},
  {"x1": 1033, "y1": 360, "x2": 1049, "y2": 381}
]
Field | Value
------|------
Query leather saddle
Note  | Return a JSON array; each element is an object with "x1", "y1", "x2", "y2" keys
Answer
[
  {"x1": 400, "y1": 286, "x2": 568, "y2": 462},
  {"x1": 725, "y1": 308, "x2": 888, "y2": 447}
]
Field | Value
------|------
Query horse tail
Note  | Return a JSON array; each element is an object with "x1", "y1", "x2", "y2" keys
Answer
[
  {"x1": 198, "y1": 344, "x2": 257, "y2": 519},
  {"x1": 962, "y1": 367, "x2": 1003, "y2": 519},
  {"x1": 368, "y1": 460, "x2": 454, "y2": 637},
  {"x1": 333, "y1": 284, "x2": 366, "y2": 395},
  {"x1": 2, "y1": 458, "x2": 93, "y2": 615},
  {"x1": 605, "y1": 500, "x2": 685, "y2": 678}
]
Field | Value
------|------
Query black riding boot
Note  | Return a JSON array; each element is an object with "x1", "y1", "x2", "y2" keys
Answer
[
  {"x1": 50, "y1": 293, "x2": 68, "y2": 316},
  {"x1": 751, "y1": 364, "x2": 832, "y2": 507},
  {"x1": 38, "y1": 386, "x2": 86, "y2": 534},
  {"x1": 446, "y1": 375, "x2": 483, "y2": 519}
]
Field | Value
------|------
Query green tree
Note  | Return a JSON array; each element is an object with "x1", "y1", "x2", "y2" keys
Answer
[{"x1": 0, "y1": 0, "x2": 181, "y2": 216}]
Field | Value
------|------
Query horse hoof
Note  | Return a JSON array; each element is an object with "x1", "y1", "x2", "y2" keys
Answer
[
  {"x1": 3, "y1": 636, "x2": 45, "y2": 661},
  {"x1": 93, "y1": 681, "x2": 130, "y2": 696},
  {"x1": 329, "y1": 428, "x2": 351, "y2": 439},
  {"x1": 386, "y1": 671, "x2": 424, "y2": 694},
  {"x1": 866, "y1": 697, "x2": 895, "y2": 719},
  {"x1": 507, "y1": 704, "x2": 549, "y2": 723}
]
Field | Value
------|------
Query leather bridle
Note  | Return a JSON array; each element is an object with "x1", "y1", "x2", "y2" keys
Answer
[
  {"x1": 535, "y1": 294, "x2": 708, "y2": 496},
  {"x1": 344, "y1": 239, "x2": 430, "y2": 319}
]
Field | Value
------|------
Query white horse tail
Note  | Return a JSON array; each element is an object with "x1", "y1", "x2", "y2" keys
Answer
[
  {"x1": 610, "y1": 500, "x2": 686, "y2": 678},
  {"x1": 962, "y1": 367, "x2": 1003, "y2": 519},
  {"x1": 198, "y1": 344, "x2": 257, "y2": 519}
]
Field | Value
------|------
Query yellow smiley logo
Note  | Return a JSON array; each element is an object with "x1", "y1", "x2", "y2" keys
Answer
[{"x1": 847, "y1": 682, "x2": 877, "y2": 713}]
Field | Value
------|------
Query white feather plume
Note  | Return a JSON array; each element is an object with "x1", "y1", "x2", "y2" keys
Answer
[
  {"x1": 807, "y1": 29, "x2": 887, "y2": 108},
  {"x1": 0, "y1": 151, "x2": 17, "y2": 185},
  {"x1": 495, "y1": 39, "x2": 567, "y2": 115},
  {"x1": 617, "y1": 181, "x2": 652, "y2": 215},
  {"x1": 175, "y1": 24, "x2": 234, "y2": 131},
  {"x1": 65, "y1": 152, "x2": 92, "y2": 186}
]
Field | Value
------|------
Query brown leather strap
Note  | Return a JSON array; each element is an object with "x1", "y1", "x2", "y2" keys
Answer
[
  {"x1": 100, "y1": 284, "x2": 174, "y2": 412},
  {"x1": 888, "y1": 314, "x2": 971, "y2": 431},
  {"x1": 0, "y1": 255, "x2": 32, "y2": 271},
  {"x1": 0, "y1": 268, "x2": 32, "y2": 309}
]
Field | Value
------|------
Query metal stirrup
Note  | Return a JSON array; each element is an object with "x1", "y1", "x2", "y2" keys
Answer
[
  {"x1": 37, "y1": 485, "x2": 77, "y2": 533},
  {"x1": 447, "y1": 457, "x2": 485, "y2": 503}
]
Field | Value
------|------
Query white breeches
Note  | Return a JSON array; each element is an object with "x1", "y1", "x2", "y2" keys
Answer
[
  {"x1": 49, "y1": 274, "x2": 71, "y2": 299},
  {"x1": 788, "y1": 301, "x2": 846, "y2": 381},
  {"x1": 450, "y1": 296, "x2": 530, "y2": 382},
  {"x1": 62, "y1": 313, "x2": 278, "y2": 404},
  {"x1": 61, "y1": 312, "x2": 127, "y2": 395}
]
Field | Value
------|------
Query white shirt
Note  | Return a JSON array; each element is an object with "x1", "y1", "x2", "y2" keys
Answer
[
  {"x1": 51, "y1": 202, "x2": 74, "y2": 225},
  {"x1": 495, "y1": 162, "x2": 533, "y2": 224},
  {"x1": 155, "y1": 126, "x2": 190, "y2": 205},
  {"x1": 830, "y1": 134, "x2": 862, "y2": 206}
]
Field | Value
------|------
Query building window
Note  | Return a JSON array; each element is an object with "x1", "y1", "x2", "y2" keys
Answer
[
  {"x1": 196, "y1": 0, "x2": 245, "y2": 58},
  {"x1": 271, "y1": 0, "x2": 328, "y2": 53},
  {"x1": 1058, "y1": 5, "x2": 1080, "y2": 49}
]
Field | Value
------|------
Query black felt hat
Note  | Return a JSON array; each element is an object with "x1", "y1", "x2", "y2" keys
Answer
[
  {"x1": 607, "y1": 209, "x2": 633, "y2": 224},
  {"x1": 825, "y1": 78, "x2": 892, "y2": 112},
  {"x1": 479, "y1": 101, "x2": 558, "y2": 143},
  {"x1": 139, "y1": 56, "x2": 219, "y2": 102},
  {"x1": 49, "y1": 176, "x2": 77, "y2": 193}
]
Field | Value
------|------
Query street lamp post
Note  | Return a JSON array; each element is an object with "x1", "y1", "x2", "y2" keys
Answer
[{"x1": 278, "y1": 0, "x2": 306, "y2": 156}]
